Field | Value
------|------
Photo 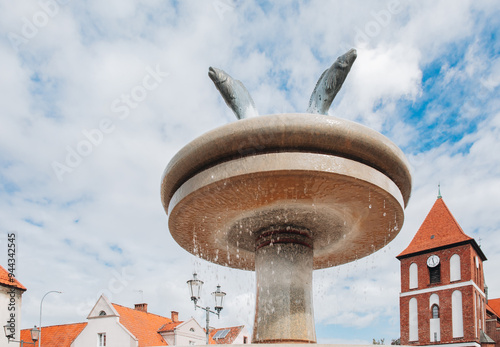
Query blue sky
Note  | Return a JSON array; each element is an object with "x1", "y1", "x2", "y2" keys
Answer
[{"x1": 1, "y1": 0, "x2": 500, "y2": 344}]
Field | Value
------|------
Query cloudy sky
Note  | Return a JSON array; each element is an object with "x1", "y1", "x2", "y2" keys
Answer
[{"x1": 1, "y1": 0, "x2": 499, "y2": 344}]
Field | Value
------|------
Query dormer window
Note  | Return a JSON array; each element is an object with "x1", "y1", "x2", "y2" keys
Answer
[
  {"x1": 99, "y1": 310, "x2": 107, "y2": 316},
  {"x1": 190, "y1": 328, "x2": 195, "y2": 332}
]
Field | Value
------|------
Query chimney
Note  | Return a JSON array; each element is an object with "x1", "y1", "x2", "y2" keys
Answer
[
  {"x1": 171, "y1": 311, "x2": 179, "y2": 322},
  {"x1": 134, "y1": 303, "x2": 148, "y2": 312}
]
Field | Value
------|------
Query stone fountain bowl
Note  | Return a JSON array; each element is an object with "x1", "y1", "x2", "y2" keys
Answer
[{"x1": 161, "y1": 113, "x2": 412, "y2": 271}]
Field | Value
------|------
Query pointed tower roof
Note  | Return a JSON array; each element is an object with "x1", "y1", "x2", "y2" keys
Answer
[{"x1": 397, "y1": 197, "x2": 486, "y2": 260}]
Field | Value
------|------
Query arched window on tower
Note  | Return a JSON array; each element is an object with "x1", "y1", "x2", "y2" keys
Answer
[
  {"x1": 450, "y1": 254, "x2": 461, "y2": 282},
  {"x1": 478, "y1": 263, "x2": 482, "y2": 287},
  {"x1": 429, "y1": 294, "x2": 441, "y2": 342},
  {"x1": 409, "y1": 263, "x2": 418, "y2": 289},
  {"x1": 474, "y1": 257, "x2": 479, "y2": 284},
  {"x1": 452, "y1": 290, "x2": 464, "y2": 338},
  {"x1": 409, "y1": 298, "x2": 418, "y2": 342},
  {"x1": 432, "y1": 304, "x2": 439, "y2": 318}
]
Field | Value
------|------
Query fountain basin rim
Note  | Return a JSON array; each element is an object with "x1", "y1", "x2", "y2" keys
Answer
[
  {"x1": 167, "y1": 152, "x2": 404, "y2": 270},
  {"x1": 161, "y1": 113, "x2": 412, "y2": 214},
  {"x1": 168, "y1": 152, "x2": 404, "y2": 215}
]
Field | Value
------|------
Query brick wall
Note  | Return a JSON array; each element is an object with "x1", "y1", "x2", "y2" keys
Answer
[
  {"x1": 399, "y1": 244, "x2": 484, "y2": 292},
  {"x1": 399, "y1": 242, "x2": 487, "y2": 346},
  {"x1": 486, "y1": 311, "x2": 500, "y2": 347}
]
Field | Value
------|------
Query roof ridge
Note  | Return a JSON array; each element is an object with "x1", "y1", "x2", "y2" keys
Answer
[
  {"x1": 27, "y1": 322, "x2": 87, "y2": 329},
  {"x1": 111, "y1": 303, "x2": 173, "y2": 320}
]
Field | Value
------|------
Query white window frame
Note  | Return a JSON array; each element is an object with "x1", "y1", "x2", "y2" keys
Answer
[{"x1": 98, "y1": 332, "x2": 106, "y2": 346}]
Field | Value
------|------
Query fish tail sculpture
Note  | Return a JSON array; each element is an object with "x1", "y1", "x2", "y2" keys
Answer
[
  {"x1": 307, "y1": 48, "x2": 357, "y2": 115},
  {"x1": 208, "y1": 67, "x2": 259, "y2": 120}
]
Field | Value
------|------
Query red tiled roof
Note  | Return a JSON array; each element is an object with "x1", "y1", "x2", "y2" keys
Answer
[
  {"x1": 397, "y1": 198, "x2": 474, "y2": 258},
  {"x1": 112, "y1": 303, "x2": 172, "y2": 347},
  {"x1": 0, "y1": 265, "x2": 26, "y2": 291},
  {"x1": 158, "y1": 320, "x2": 184, "y2": 333},
  {"x1": 21, "y1": 323, "x2": 87, "y2": 347},
  {"x1": 209, "y1": 325, "x2": 245, "y2": 344},
  {"x1": 488, "y1": 298, "x2": 500, "y2": 317}
]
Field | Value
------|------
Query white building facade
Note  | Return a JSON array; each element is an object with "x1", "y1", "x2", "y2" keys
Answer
[{"x1": 0, "y1": 266, "x2": 26, "y2": 347}]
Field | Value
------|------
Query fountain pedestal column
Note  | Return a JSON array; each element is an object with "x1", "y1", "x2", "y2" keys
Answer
[{"x1": 254, "y1": 228, "x2": 315, "y2": 343}]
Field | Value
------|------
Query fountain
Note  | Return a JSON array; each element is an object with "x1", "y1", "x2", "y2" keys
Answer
[{"x1": 161, "y1": 51, "x2": 412, "y2": 344}]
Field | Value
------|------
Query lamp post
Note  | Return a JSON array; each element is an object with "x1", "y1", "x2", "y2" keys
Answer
[
  {"x1": 39, "y1": 291, "x2": 62, "y2": 347},
  {"x1": 3, "y1": 325, "x2": 39, "y2": 346},
  {"x1": 187, "y1": 273, "x2": 226, "y2": 344}
]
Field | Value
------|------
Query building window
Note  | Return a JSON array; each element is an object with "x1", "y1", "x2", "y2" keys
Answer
[
  {"x1": 452, "y1": 290, "x2": 464, "y2": 338},
  {"x1": 450, "y1": 254, "x2": 461, "y2": 282},
  {"x1": 189, "y1": 341, "x2": 195, "y2": 345},
  {"x1": 99, "y1": 310, "x2": 107, "y2": 316},
  {"x1": 409, "y1": 298, "x2": 418, "y2": 341},
  {"x1": 429, "y1": 264, "x2": 441, "y2": 284},
  {"x1": 429, "y1": 293, "x2": 441, "y2": 341},
  {"x1": 190, "y1": 328, "x2": 195, "y2": 332},
  {"x1": 409, "y1": 263, "x2": 418, "y2": 289},
  {"x1": 98, "y1": 333, "x2": 106, "y2": 346},
  {"x1": 244, "y1": 336, "x2": 248, "y2": 344},
  {"x1": 431, "y1": 304, "x2": 439, "y2": 318}
]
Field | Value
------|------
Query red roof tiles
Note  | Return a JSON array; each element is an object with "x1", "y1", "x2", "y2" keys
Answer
[
  {"x1": 21, "y1": 323, "x2": 87, "y2": 347},
  {"x1": 397, "y1": 198, "x2": 476, "y2": 258},
  {"x1": 488, "y1": 298, "x2": 500, "y2": 317},
  {"x1": 112, "y1": 303, "x2": 171, "y2": 347},
  {"x1": 158, "y1": 320, "x2": 183, "y2": 333},
  {"x1": 0, "y1": 265, "x2": 26, "y2": 291},
  {"x1": 209, "y1": 325, "x2": 245, "y2": 344}
]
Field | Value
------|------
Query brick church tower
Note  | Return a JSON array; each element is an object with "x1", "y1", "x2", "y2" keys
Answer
[{"x1": 397, "y1": 195, "x2": 491, "y2": 347}]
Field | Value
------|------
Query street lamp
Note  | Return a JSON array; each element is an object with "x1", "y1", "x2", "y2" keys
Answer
[
  {"x1": 4, "y1": 325, "x2": 39, "y2": 346},
  {"x1": 212, "y1": 285, "x2": 226, "y2": 316},
  {"x1": 187, "y1": 273, "x2": 203, "y2": 305},
  {"x1": 39, "y1": 291, "x2": 62, "y2": 347},
  {"x1": 187, "y1": 273, "x2": 226, "y2": 344}
]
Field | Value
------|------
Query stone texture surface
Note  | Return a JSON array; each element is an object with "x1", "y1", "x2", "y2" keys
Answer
[
  {"x1": 162, "y1": 113, "x2": 412, "y2": 213},
  {"x1": 253, "y1": 230, "x2": 315, "y2": 343},
  {"x1": 166, "y1": 151, "x2": 404, "y2": 271}
]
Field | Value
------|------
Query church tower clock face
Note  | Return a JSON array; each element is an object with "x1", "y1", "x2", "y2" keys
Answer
[{"x1": 427, "y1": 255, "x2": 440, "y2": 267}]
